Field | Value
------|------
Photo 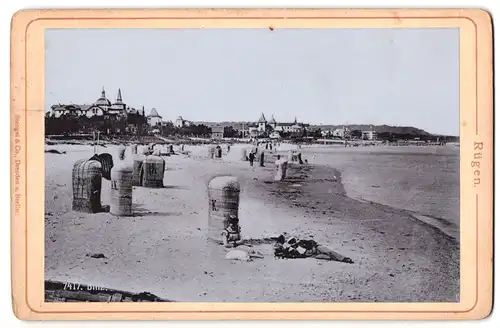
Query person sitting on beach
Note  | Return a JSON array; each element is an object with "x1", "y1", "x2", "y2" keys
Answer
[
  {"x1": 273, "y1": 234, "x2": 353, "y2": 263},
  {"x1": 221, "y1": 215, "x2": 242, "y2": 248},
  {"x1": 248, "y1": 152, "x2": 255, "y2": 166}
]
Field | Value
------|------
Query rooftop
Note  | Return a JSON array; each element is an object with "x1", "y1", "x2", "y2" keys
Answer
[
  {"x1": 95, "y1": 88, "x2": 111, "y2": 107},
  {"x1": 148, "y1": 108, "x2": 161, "y2": 117}
]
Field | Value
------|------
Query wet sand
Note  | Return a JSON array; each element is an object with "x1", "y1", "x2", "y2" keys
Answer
[
  {"x1": 44, "y1": 144, "x2": 459, "y2": 302},
  {"x1": 294, "y1": 145, "x2": 460, "y2": 230}
]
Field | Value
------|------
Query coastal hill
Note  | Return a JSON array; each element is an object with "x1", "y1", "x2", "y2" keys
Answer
[
  {"x1": 310, "y1": 124, "x2": 433, "y2": 136},
  {"x1": 195, "y1": 122, "x2": 434, "y2": 136}
]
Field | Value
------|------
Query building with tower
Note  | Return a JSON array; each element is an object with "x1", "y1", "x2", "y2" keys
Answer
[
  {"x1": 248, "y1": 113, "x2": 309, "y2": 138},
  {"x1": 46, "y1": 87, "x2": 157, "y2": 136},
  {"x1": 84, "y1": 87, "x2": 113, "y2": 118},
  {"x1": 49, "y1": 87, "x2": 151, "y2": 120},
  {"x1": 51, "y1": 87, "x2": 130, "y2": 119},
  {"x1": 269, "y1": 115, "x2": 277, "y2": 130},
  {"x1": 257, "y1": 113, "x2": 267, "y2": 132},
  {"x1": 147, "y1": 108, "x2": 162, "y2": 126},
  {"x1": 108, "y1": 88, "x2": 127, "y2": 115}
]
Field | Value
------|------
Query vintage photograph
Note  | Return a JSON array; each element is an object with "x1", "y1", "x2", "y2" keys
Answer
[{"x1": 44, "y1": 28, "x2": 459, "y2": 303}]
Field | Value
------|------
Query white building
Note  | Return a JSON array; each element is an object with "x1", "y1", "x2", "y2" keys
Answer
[
  {"x1": 174, "y1": 116, "x2": 191, "y2": 128},
  {"x1": 321, "y1": 130, "x2": 330, "y2": 137},
  {"x1": 50, "y1": 104, "x2": 81, "y2": 118},
  {"x1": 211, "y1": 126, "x2": 224, "y2": 139},
  {"x1": 274, "y1": 117, "x2": 305, "y2": 134},
  {"x1": 269, "y1": 131, "x2": 281, "y2": 139},
  {"x1": 257, "y1": 113, "x2": 267, "y2": 132},
  {"x1": 51, "y1": 87, "x2": 130, "y2": 119},
  {"x1": 332, "y1": 128, "x2": 345, "y2": 138},
  {"x1": 248, "y1": 126, "x2": 259, "y2": 137},
  {"x1": 147, "y1": 108, "x2": 162, "y2": 126},
  {"x1": 84, "y1": 105, "x2": 104, "y2": 118},
  {"x1": 253, "y1": 114, "x2": 308, "y2": 137},
  {"x1": 85, "y1": 88, "x2": 127, "y2": 119},
  {"x1": 362, "y1": 130, "x2": 378, "y2": 140}
]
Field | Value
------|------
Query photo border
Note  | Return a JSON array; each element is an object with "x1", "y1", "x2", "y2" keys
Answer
[{"x1": 10, "y1": 8, "x2": 493, "y2": 320}]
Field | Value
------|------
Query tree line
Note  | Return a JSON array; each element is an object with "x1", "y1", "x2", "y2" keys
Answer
[{"x1": 45, "y1": 113, "x2": 215, "y2": 138}]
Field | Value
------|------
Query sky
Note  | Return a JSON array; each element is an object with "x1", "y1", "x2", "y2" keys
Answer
[{"x1": 45, "y1": 28, "x2": 459, "y2": 135}]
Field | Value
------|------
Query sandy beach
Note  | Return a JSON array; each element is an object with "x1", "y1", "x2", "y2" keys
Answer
[{"x1": 45, "y1": 143, "x2": 459, "y2": 302}]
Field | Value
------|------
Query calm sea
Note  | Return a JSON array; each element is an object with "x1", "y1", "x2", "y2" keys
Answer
[{"x1": 300, "y1": 145, "x2": 460, "y2": 238}]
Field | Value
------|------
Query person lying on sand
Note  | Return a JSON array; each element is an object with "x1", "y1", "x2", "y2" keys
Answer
[{"x1": 273, "y1": 234, "x2": 353, "y2": 263}]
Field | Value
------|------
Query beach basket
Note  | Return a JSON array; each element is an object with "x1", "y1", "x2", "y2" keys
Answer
[
  {"x1": 207, "y1": 176, "x2": 240, "y2": 244},
  {"x1": 163, "y1": 145, "x2": 168, "y2": 155},
  {"x1": 131, "y1": 144, "x2": 138, "y2": 155},
  {"x1": 282, "y1": 160, "x2": 288, "y2": 179},
  {"x1": 90, "y1": 153, "x2": 114, "y2": 181},
  {"x1": 240, "y1": 149, "x2": 247, "y2": 161},
  {"x1": 132, "y1": 154, "x2": 146, "y2": 186},
  {"x1": 274, "y1": 159, "x2": 288, "y2": 181},
  {"x1": 72, "y1": 159, "x2": 102, "y2": 213},
  {"x1": 142, "y1": 155, "x2": 165, "y2": 188},
  {"x1": 118, "y1": 146, "x2": 126, "y2": 160},
  {"x1": 208, "y1": 146, "x2": 215, "y2": 159},
  {"x1": 215, "y1": 147, "x2": 222, "y2": 158},
  {"x1": 110, "y1": 162, "x2": 133, "y2": 216}
]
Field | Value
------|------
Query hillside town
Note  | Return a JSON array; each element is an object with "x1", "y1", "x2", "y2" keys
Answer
[{"x1": 45, "y1": 87, "x2": 456, "y2": 144}]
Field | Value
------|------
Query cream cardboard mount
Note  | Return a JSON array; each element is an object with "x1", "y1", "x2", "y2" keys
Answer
[{"x1": 10, "y1": 8, "x2": 493, "y2": 321}]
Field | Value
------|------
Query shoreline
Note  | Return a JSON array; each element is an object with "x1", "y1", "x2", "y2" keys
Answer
[
  {"x1": 249, "y1": 161, "x2": 459, "y2": 301},
  {"x1": 290, "y1": 145, "x2": 459, "y2": 228},
  {"x1": 257, "y1": 161, "x2": 459, "y2": 244}
]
